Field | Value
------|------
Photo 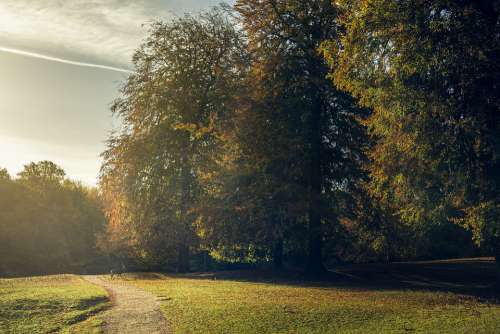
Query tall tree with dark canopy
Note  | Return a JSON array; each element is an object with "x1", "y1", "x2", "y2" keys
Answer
[
  {"x1": 235, "y1": 0, "x2": 367, "y2": 275},
  {"x1": 327, "y1": 1, "x2": 500, "y2": 266}
]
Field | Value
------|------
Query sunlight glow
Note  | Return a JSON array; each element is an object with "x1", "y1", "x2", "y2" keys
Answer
[{"x1": 0, "y1": 134, "x2": 102, "y2": 185}]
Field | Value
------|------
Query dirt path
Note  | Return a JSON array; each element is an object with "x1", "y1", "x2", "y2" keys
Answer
[{"x1": 83, "y1": 275, "x2": 170, "y2": 334}]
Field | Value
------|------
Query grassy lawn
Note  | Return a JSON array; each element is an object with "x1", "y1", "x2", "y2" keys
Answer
[
  {"x1": 0, "y1": 275, "x2": 108, "y2": 334},
  {"x1": 120, "y1": 259, "x2": 500, "y2": 334}
]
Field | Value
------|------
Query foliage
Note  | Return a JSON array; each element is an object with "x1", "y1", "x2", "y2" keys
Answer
[
  {"x1": 100, "y1": 7, "x2": 247, "y2": 271},
  {"x1": 324, "y1": 0, "x2": 499, "y2": 262},
  {"x1": 97, "y1": 1, "x2": 491, "y2": 271},
  {"x1": 0, "y1": 168, "x2": 9, "y2": 180},
  {"x1": 18, "y1": 160, "x2": 66, "y2": 186},
  {"x1": 0, "y1": 161, "x2": 106, "y2": 276},
  {"x1": 462, "y1": 202, "x2": 500, "y2": 259}
]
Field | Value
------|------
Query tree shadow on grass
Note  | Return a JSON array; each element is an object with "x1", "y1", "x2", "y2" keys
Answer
[
  {"x1": 147, "y1": 257, "x2": 500, "y2": 303},
  {"x1": 333, "y1": 258, "x2": 499, "y2": 300}
]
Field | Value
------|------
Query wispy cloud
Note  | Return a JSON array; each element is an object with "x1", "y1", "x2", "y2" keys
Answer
[
  {"x1": 0, "y1": 46, "x2": 134, "y2": 73},
  {"x1": 0, "y1": 0, "x2": 232, "y2": 71},
  {"x1": 0, "y1": 1, "x2": 227, "y2": 69},
  {"x1": 0, "y1": 0, "x2": 170, "y2": 68}
]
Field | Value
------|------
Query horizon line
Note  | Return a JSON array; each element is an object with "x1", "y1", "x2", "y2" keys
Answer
[{"x1": 0, "y1": 46, "x2": 134, "y2": 74}]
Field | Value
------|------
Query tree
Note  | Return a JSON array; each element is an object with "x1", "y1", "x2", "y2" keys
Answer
[
  {"x1": 100, "y1": 8, "x2": 247, "y2": 272},
  {"x1": 327, "y1": 0, "x2": 500, "y2": 265},
  {"x1": 0, "y1": 168, "x2": 9, "y2": 180},
  {"x1": 235, "y1": 0, "x2": 368, "y2": 274},
  {"x1": 18, "y1": 160, "x2": 65, "y2": 186}
]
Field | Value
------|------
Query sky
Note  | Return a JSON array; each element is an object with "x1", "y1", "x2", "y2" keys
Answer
[{"x1": 0, "y1": 0, "x2": 227, "y2": 185}]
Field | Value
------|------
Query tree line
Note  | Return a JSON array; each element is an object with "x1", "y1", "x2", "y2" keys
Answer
[
  {"x1": 0, "y1": 162, "x2": 105, "y2": 276},
  {"x1": 99, "y1": 0, "x2": 499, "y2": 275}
]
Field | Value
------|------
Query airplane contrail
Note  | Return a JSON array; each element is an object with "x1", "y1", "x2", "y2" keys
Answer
[{"x1": 0, "y1": 46, "x2": 134, "y2": 74}]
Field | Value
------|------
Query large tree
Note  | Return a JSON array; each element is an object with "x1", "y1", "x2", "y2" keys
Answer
[
  {"x1": 327, "y1": 1, "x2": 500, "y2": 264},
  {"x1": 100, "y1": 8, "x2": 247, "y2": 271},
  {"x1": 235, "y1": 0, "x2": 367, "y2": 274}
]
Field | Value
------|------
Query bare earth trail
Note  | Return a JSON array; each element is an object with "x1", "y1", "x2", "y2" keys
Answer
[{"x1": 83, "y1": 275, "x2": 170, "y2": 334}]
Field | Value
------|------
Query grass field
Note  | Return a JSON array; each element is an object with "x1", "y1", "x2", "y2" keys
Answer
[
  {"x1": 119, "y1": 259, "x2": 500, "y2": 334},
  {"x1": 1, "y1": 259, "x2": 499, "y2": 333},
  {"x1": 0, "y1": 275, "x2": 108, "y2": 334}
]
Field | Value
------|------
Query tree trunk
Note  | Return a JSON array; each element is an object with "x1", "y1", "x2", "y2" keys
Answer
[
  {"x1": 306, "y1": 205, "x2": 326, "y2": 275},
  {"x1": 273, "y1": 238, "x2": 284, "y2": 270},
  {"x1": 305, "y1": 96, "x2": 327, "y2": 276},
  {"x1": 177, "y1": 155, "x2": 191, "y2": 273}
]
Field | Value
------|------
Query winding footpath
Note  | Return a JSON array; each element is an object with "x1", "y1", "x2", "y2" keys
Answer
[{"x1": 83, "y1": 275, "x2": 170, "y2": 334}]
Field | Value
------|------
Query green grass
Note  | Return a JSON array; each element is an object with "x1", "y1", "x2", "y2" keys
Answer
[
  {"x1": 1, "y1": 259, "x2": 499, "y2": 333},
  {"x1": 120, "y1": 267, "x2": 500, "y2": 334},
  {"x1": 0, "y1": 275, "x2": 108, "y2": 334}
]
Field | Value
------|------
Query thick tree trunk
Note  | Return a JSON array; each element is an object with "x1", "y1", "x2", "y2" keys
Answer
[
  {"x1": 305, "y1": 97, "x2": 327, "y2": 276},
  {"x1": 306, "y1": 206, "x2": 326, "y2": 275},
  {"x1": 273, "y1": 238, "x2": 284, "y2": 270}
]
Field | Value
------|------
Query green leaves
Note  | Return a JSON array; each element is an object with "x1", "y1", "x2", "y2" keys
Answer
[{"x1": 327, "y1": 0, "x2": 500, "y2": 259}]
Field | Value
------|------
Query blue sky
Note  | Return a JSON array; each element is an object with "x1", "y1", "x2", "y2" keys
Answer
[{"x1": 0, "y1": 0, "x2": 230, "y2": 185}]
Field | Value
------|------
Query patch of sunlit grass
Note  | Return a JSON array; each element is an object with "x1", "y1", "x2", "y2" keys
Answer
[{"x1": 0, "y1": 275, "x2": 108, "y2": 334}]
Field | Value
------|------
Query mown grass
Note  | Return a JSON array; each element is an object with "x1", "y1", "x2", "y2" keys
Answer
[
  {"x1": 0, "y1": 275, "x2": 108, "y2": 334},
  {"x1": 120, "y1": 261, "x2": 500, "y2": 334}
]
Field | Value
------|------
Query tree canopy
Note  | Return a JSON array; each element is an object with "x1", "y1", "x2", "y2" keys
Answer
[
  {"x1": 100, "y1": 8, "x2": 247, "y2": 271},
  {"x1": 96, "y1": 1, "x2": 499, "y2": 273},
  {"x1": 324, "y1": 0, "x2": 499, "y2": 262}
]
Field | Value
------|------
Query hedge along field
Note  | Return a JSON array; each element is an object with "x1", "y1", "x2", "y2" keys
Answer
[
  {"x1": 118, "y1": 259, "x2": 500, "y2": 334},
  {"x1": 0, "y1": 275, "x2": 109, "y2": 334}
]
